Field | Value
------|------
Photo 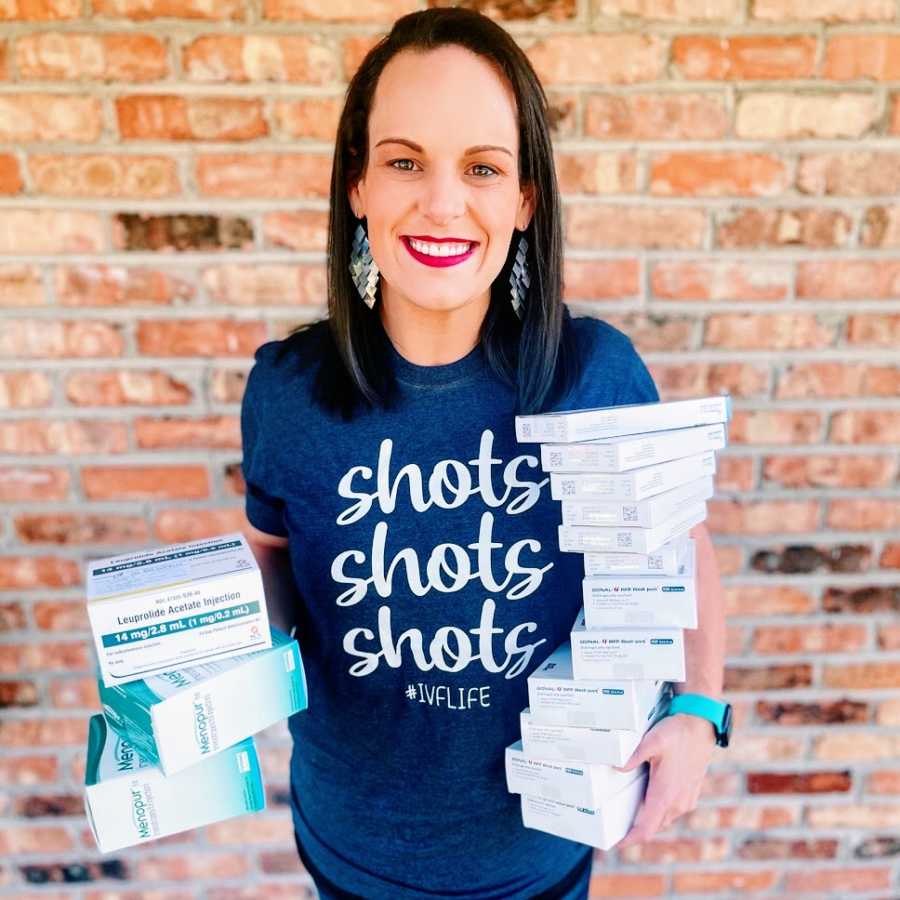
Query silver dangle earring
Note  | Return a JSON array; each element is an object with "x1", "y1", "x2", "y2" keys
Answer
[
  {"x1": 509, "y1": 232, "x2": 530, "y2": 319},
  {"x1": 349, "y1": 219, "x2": 379, "y2": 310}
]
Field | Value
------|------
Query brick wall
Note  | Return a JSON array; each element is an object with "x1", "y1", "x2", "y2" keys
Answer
[{"x1": 1, "y1": 0, "x2": 899, "y2": 897}]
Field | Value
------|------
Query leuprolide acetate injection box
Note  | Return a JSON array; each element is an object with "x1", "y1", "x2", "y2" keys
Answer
[
  {"x1": 505, "y1": 740, "x2": 645, "y2": 807},
  {"x1": 527, "y1": 642, "x2": 666, "y2": 730},
  {"x1": 570, "y1": 609, "x2": 686, "y2": 682},
  {"x1": 520, "y1": 770, "x2": 648, "y2": 850},
  {"x1": 583, "y1": 539, "x2": 698, "y2": 629},
  {"x1": 98, "y1": 626, "x2": 307, "y2": 775},
  {"x1": 83, "y1": 714, "x2": 265, "y2": 853},
  {"x1": 87, "y1": 531, "x2": 271, "y2": 687}
]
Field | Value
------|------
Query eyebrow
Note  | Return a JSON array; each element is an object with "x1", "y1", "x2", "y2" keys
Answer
[{"x1": 374, "y1": 137, "x2": 513, "y2": 157}]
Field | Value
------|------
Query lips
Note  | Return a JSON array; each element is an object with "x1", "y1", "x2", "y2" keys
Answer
[{"x1": 401, "y1": 235, "x2": 478, "y2": 269}]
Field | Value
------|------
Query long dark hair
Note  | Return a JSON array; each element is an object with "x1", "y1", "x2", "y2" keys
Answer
[{"x1": 276, "y1": 6, "x2": 580, "y2": 420}]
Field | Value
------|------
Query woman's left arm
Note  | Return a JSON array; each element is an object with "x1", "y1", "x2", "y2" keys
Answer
[{"x1": 614, "y1": 521, "x2": 727, "y2": 847}]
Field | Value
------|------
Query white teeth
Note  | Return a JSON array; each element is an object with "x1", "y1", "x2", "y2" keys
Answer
[{"x1": 408, "y1": 238, "x2": 472, "y2": 257}]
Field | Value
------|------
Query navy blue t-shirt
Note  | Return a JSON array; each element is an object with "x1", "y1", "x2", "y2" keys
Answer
[{"x1": 240, "y1": 313, "x2": 659, "y2": 899}]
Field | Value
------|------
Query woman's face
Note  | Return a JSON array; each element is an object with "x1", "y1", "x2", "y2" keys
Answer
[{"x1": 348, "y1": 45, "x2": 534, "y2": 317}]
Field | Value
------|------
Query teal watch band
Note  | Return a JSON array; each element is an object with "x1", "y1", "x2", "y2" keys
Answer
[{"x1": 666, "y1": 692, "x2": 732, "y2": 747}]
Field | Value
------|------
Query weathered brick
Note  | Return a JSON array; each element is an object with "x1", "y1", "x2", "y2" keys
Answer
[
  {"x1": 764, "y1": 454, "x2": 895, "y2": 489},
  {"x1": 672, "y1": 869, "x2": 779, "y2": 892},
  {"x1": 29, "y1": 154, "x2": 179, "y2": 199},
  {"x1": 15, "y1": 32, "x2": 168, "y2": 81},
  {"x1": 94, "y1": 0, "x2": 245, "y2": 18},
  {"x1": 555, "y1": 151, "x2": 637, "y2": 194},
  {"x1": 747, "y1": 770, "x2": 852, "y2": 794},
  {"x1": 0, "y1": 371, "x2": 53, "y2": 408},
  {"x1": 596, "y1": 0, "x2": 741, "y2": 18},
  {"x1": 776, "y1": 363, "x2": 866, "y2": 399},
  {"x1": 618, "y1": 836, "x2": 729, "y2": 864},
  {"x1": 716, "y1": 206, "x2": 852, "y2": 249},
  {"x1": 752, "y1": 0, "x2": 895, "y2": 22},
  {"x1": 134, "y1": 416, "x2": 239, "y2": 450},
  {"x1": 263, "y1": 0, "x2": 418, "y2": 21},
  {"x1": 685, "y1": 805, "x2": 798, "y2": 830},
  {"x1": 725, "y1": 585, "x2": 815, "y2": 616},
  {"x1": 113, "y1": 213, "x2": 253, "y2": 252},
  {"x1": 585, "y1": 92, "x2": 728, "y2": 140},
  {"x1": 567, "y1": 206, "x2": 705, "y2": 249},
  {"x1": 0, "y1": 419, "x2": 128, "y2": 454},
  {"x1": 878, "y1": 623, "x2": 900, "y2": 651},
  {"x1": 0, "y1": 319, "x2": 124, "y2": 359},
  {"x1": 0, "y1": 825, "x2": 73, "y2": 854},
  {"x1": 81, "y1": 465, "x2": 209, "y2": 500},
  {"x1": 49, "y1": 676, "x2": 99, "y2": 709},
  {"x1": 15, "y1": 793, "x2": 84, "y2": 817},
  {"x1": 650, "y1": 260, "x2": 790, "y2": 301},
  {"x1": 650, "y1": 152, "x2": 789, "y2": 197},
  {"x1": 824, "y1": 35, "x2": 900, "y2": 81},
  {"x1": 797, "y1": 260, "x2": 900, "y2": 299},
  {"x1": 831, "y1": 411, "x2": 900, "y2": 445},
  {"x1": 0, "y1": 95, "x2": 101, "y2": 142},
  {"x1": 0, "y1": 755, "x2": 57, "y2": 785},
  {"x1": 784, "y1": 867, "x2": 891, "y2": 893},
  {"x1": 649, "y1": 362, "x2": 768, "y2": 399},
  {"x1": 602, "y1": 314, "x2": 695, "y2": 352},
  {"x1": 261, "y1": 210, "x2": 328, "y2": 252},
  {"x1": 0, "y1": 557, "x2": 80, "y2": 590},
  {"x1": 725, "y1": 663, "x2": 813, "y2": 691},
  {"x1": 202, "y1": 264, "x2": 326, "y2": 307},
  {"x1": 133, "y1": 852, "x2": 250, "y2": 880},
  {"x1": 751, "y1": 544, "x2": 871, "y2": 574},
  {"x1": 0, "y1": 601, "x2": 26, "y2": 631},
  {"x1": 737, "y1": 837, "x2": 838, "y2": 859},
  {"x1": 847, "y1": 314, "x2": 900, "y2": 346},
  {"x1": 0, "y1": 265, "x2": 43, "y2": 307},
  {"x1": 65, "y1": 370, "x2": 193, "y2": 407},
  {"x1": 527, "y1": 34, "x2": 665, "y2": 85},
  {"x1": 14, "y1": 513, "x2": 149, "y2": 544},
  {"x1": 704, "y1": 314, "x2": 836, "y2": 350},
  {"x1": 0, "y1": 210, "x2": 103, "y2": 254},
  {"x1": 136, "y1": 320, "x2": 266, "y2": 357},
  {"x1": 729, "y1": 410, "x2": 823, "y2": 444},
  {"x1": 713, "y1": 457, "x2": 755, "y2": 492},
  {"x1": 881, "y1": 544, "x2": 900, "y2": 568},
  {"x1": 0, "y1": 468, "x2": 69, "y2": 502},
  {"x1": 273, "y1": 97, "x2": 342, "y2": 141},
  {"x1": 826, "y1": 498, "x2": 900, "y2": 531},
  {"x1": 798, "y1": 152, "x2": 900, "y2": 196},
  {"x1": 563, "y1": 259, "x2": 640, "y2": 300},
  {"x1": 866, "y1": 770, "x2": 900, "y2": 794},
  {"x1": 0, "y1": 0, "x2": 80, "y2": 18},
  {"x1": 0, "y1": 679, "x2": 38, "y2": 707},
  {"x1": 814, "y1": 733, "x2": 900, "y2": 762},
  {"x1": 756, "y1": 698, "x2": 869, "y2": 725},
  {"x1": 708, "y1": 499, "x2": 820, "y2": 534},
  {"x1": 823, "y1": 585, "x2": 900, "y2": 614},
  {"x1": 736, "y1": 92, "x2": 879, "y2": 140},
  {"x1": 196, "y1": 154, "x2": 331, "y2": 199},
  {"x1": 855, "y1": 835, "x2": 900, "y2": 859},
  {"x1": 862, "y1": 205, "x2": 900, "y2": 248},
  {"x1": 824, "y1": 663, "x2": 900, "y2": 690},
  {"x1": 117, "y1": 96, "x2": 267, "y2": 141},
  {"x1": 752, "y1": 623, "x2": 867, "y2": 655},
  {"x1": 673, "y1": 35, "x2": 817, "y2": 80}
]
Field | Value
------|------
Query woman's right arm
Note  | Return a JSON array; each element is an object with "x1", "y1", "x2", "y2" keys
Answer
[{"x1": 245, "y1": 523, "x2": 298, "y2": 636}]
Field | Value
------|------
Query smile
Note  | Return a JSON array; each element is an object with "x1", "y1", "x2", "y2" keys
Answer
[{"x1": 401, "y1": 235, "x2": 478, "y2": 268}]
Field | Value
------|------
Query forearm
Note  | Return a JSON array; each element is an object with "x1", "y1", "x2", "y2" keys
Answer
[
  {"x1": 248, "y1": 540, "x2": 299, "y2": 635},
  {"x1": 677, "y1": 523, "x2": 726, "y2": 699}
]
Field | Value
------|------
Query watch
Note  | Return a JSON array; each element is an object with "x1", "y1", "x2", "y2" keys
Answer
[{"x1": 665, "y1": 692, "x2": 733, "y2": 748}]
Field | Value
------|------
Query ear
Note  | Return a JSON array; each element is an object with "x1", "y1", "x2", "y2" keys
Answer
[
  {"x1": 348, "y1": 178, "x2": 365, "y2": 220},
  {"x1": 516, "y1": 182, "x2": 536, "y2": 232}
]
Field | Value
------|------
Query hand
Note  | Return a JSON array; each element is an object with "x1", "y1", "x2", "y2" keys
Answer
[{"x1": 612, "y1": 713, "x2": 716, "y2": 848}]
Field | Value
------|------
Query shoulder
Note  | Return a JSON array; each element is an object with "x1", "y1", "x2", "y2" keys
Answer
[
  {"x1": 247, "y1": 319, "x2": 330, "y2": 401},
  {"x1": 566, "y1": 313, "x2": 658, "y2": 407}
]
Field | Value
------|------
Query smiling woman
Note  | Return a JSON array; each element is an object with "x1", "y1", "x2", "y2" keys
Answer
[{"x1": 237, "y1": 7, "x2": 717, "y2": 900}]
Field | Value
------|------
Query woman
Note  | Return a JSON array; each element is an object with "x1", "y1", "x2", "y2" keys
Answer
[{"x1": 241, "y1": 8, "x2": 725, "y2": 899}]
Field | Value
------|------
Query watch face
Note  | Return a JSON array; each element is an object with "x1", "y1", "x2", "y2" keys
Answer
[{"x1": 719, "y1": 703, "x2": 733, "y2": 748}]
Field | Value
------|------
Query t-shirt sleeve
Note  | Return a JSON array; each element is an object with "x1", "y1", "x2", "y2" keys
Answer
[
  {"x1": 615, "y1": 337, "x2": 660, "y2": 407},
  {"x1": 240, "y1": 348, "x2": 289, "y2": 538}
]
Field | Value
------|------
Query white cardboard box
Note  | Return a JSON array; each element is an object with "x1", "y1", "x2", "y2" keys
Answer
[
  {"x1": 520, "y1": 692, "x2": 670, "y2": 767},
  {"x1": 87, "y1": 531, "x2": 271, "y2": 687},
  {"x1": 540, "y1": 423, "x2": 727, "y2": 474},
  {"x1": 583, "y1": 534, "x2": 690, "y2": 577},
  {"x1": 516, "y1": 395, "x2": 731, "y2": 444},
  {"x1": 527, "y1": 642, "x2": 666, "y2": 730},
  {"x1": 520, "y1": 770, "x2": 649, "y2": 850},
  {"x1": 559, "y1": 501, "x2": 706, "y2": 555},
  {"x1": 83, "y1": 714, "x2": 265, "y2": 854},
  {"x1": 550, "y1": 450, "x2": 717, "y2": 503},
  {"x1": 570, "y1": 610, "x2": 686, "y2": 682},
  {"x1": 98, "y1": 626, "x2": 308, "y2": 775},
  {"x1": 506, "y1": 740, "x2": 644, "y2": 807},
  {"x1": 561, "y1": 476, "x2": 714, "y2": 529},
  {"x1": 583, "y1": 539, "x2": 697, "y2": 629}
]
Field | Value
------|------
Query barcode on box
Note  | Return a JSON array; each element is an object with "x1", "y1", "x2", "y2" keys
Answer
[
  {"x1": 237, "y1": 751, "x2": 250, "y2": 773},
  {"x1": 622, "y1": 506, "x2": 638, "y2": 523}
]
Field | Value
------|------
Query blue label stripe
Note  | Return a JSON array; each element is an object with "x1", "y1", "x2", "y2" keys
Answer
[{"x1": 101, "y1": 600, "x2": 260, "y2": 647}]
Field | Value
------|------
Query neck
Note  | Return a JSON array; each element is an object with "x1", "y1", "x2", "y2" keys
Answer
[{"x1": 378, "y1": 287, "x2": 490, "y2": 366}]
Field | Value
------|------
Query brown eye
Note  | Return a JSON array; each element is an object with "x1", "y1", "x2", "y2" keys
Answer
[
  {"x1": 471, "y1": 164, "x2": 498, "y2": 178},
  {"x1": 389, "y1": 159, "x2": 417, "y2": 171}
]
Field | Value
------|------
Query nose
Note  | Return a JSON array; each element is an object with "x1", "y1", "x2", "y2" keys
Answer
[{"x1": 419, "y1": 166, "x2": 467, "y2": 225}]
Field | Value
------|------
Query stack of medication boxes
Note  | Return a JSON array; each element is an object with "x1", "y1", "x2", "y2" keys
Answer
[
  {"x1": 505, "y1": 396, "x2": 731, "y2": 849},
  {"x1": 82, "y1": 531, "x2": 308, "y2": 853}
]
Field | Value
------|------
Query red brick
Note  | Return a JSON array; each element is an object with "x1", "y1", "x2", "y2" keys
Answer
[
  {"x1": 262, "y1": 210, "x2": 328, "y2": 252},
  {"x1": 555, "y1": 151, "x2": 637, "y2": 195},
  {"x1": 704, "y1": 314, "x2": 836, "y2": 350},
  {"x1": 823, "y1": 586, "x2": 900, "y2": 614},
  {"x1": 263, "y1": 0, "x2": 418, "y2": 21},
  {"x1": 725, "y1": 663, "x2": 812, "y2": 691},
  {"x1": 0, "y1": 755, "x2": 58, "y2": 785},
  {"x1": 133, "y1": 852, "x2": 250, "y2": 880},
  {"x1": 0, "y1": 679, "x2": 38, "y2": 707},
  {"x1": 756, "y1": 699, "x2": 869, "y2": 725},
  {"x1": 0, "y1": 0, "x2": 80, "y2": 19},
  {"x1": 619, "y1": 836, "x2": 729, "y2": 864},
  {"x1": 784, "y1": 867, "x2": 891, "y2": 893},
  {"x1": 0, "y1": 601, "x2": 26, "y2": 631},
  {"x1": 848, "y1": 314, "x2": 900, "y2": 346},
  {"x1": 826, "y1": 498, "x2": 900, "y2": 530},
  {"x1": 867, "y1": 770, "x2": 900, "y2": 794},
  {"x1": 747, "y1": 770, "x2": 852, "y2": 794},
  {"x1": 597, "y1": 0, "x2": 740, "y2": 18},
  {"x1": 205, "y1": 814, "x2": 293, "y2": 844},
  {"x1": 5, "y1": 640, "x2": 91, "y2": 673},
  {"x1": 673, "y1": 34, "x2": 816, "y2": 80},
  {"x1": 0, "y1": 825, "x2": 73, "y2": 854},
  {"x1": 798, "y1": 152, "x2": 900, "y2": 196},
  {"x1": 776, "y1": 363, "x2": 866, "y2": 399},
  {"x1": 0, "y1": 95, "x2": 101, "y2": 142},
  {"x1": 831, "y1": 411, "x2": 900, "y2": 445},
  {"x1": 183, "y1": 35, "x2": 338, "y2": 84},
  {"x1": 49, "y1": 676, "x2": 99, "y2": 709},
  {"x1": 0, "y1": 371, "x2": 53, "y2": 407},
  {"x1": 797, "y1": 260, "x2": 900, "y2": 298},
  {"x1": 29, "y1": 154, "x2": 179, "y2": 199},
  {"x1": 729, "y1": 410, "x2": 823, "y2": 444},
  {"x1": 201, "y1": 264, "x2": 325, "y2": 307},
  {"x1": 0, "y1": 210, "x2": 103, "y2": 254},
  {"x1": 57, "y1": 264, "x2": 195, "y2": 308},
  {"x1": 15, "y1": 32, "x2": 168, "y2": 81},
  {"x1": 752, "y1": 623, "x2": 867, "y2": 655},
  {"x1": 0, "y1": 319, "x2": 124, "y2": 358},
  {"x1": 585, "y1": 92, "x2": 728, "y2": 141},
  {"x1": 716, "y1": 207, "x2": 852, "y2": 249},
  {"x1": 117, "y1": 95, "x2": 266, "y2": 141},
  {"x1": 94, "y1": 0, "x2": 245, "y2": 18},
  {"x1": 563, "y1": 259, "x2": 640, "y2": 301},
  {"x1": 650, "y1": 152, "x2": 789, "y2": 197},
  {"x1": 713, "y1": 457, "x2": 755, "y2": 492},
  {"x1": 0, "y1": 419, "x2": 128, "y2": 454},
  {"x1": 738, "y1": 837, "x2": 838, "y2": 859},
  {"x1": 603, "y1": 314, "x2": 694, "y2": 352},
  {"x1": 32, "y1": 600, "x2": 89, "y2": 631},
  {"x1": 753, "y1": 0, "x2": 895, "y2": 22},
  {"x1": 15, "y1": 513, "x2": 149, "y2": 544},
  {"x1": 881, "y1": 543, "x2": 900, "y2": 568},
  {"x1": 65, "y1": 370, "x2": 193, "y2": 406},
  {"x1": 672, "y1": 869, "x2": 779, "y2": 892},
  {"x1": 136, "y1": 320, "x2": 266, "y2": 357},
  {"x1": 877, "y1": 623, "x2": 900, "y2": 650},
  {"x1": 0, "y1": 154, "x2": 21, "y2": 194},
  {"x1": 0, "y1": 264, "x2": 43, "y2": 307},
  {"x1": 0, "y1": 556, "x2": 80, "y2": 590},
  {"x1": 648, "y1": 363, "x2": 768, "y2": 399},
  {"x1": 736, "y1": 92, "x2": 878, "y2": 140},
  {"x1": 824, "y1": 35, "x2": 900, "y2": 81},
  {"x1": 527, "y1": 34, "x2": 665, "y2": 85},
  {"x1": 862, "y1": 205, "x2": 900, "y2": 249},
  {"x1": 725, "y1": 585, "x2": 815, "y2": 616},
  {"x1": 808, "y1": 804, "x2": 900, "y2": 828},
  {"x1": 273, "y1": 96, "x2": 342, "y2": 141},
  {"x1": 708, "y1": 499, "x2": 819, "y2": 534},
  {"x1": 824, "y1": 662, "x2": 900, "y2": 689},
  {"x1": 650, "y1": 260, "x2": 789, "y2": 301},
  {"x1": 196, "y1": 153, "x2": 330, "y2": 199},
  {"x1": 134, "y1": 416, "x2": 239, "y2": 450},
  {"x1": 763, "y1": 454, "x2": 896, "y2": 489},
  {"x1": 566, "y1": 206, "x2": 706, "y2": 249},
  {"x1": 0, "y1": 468, "x2": 68, "y2": 503},
  {"x1": 686, "y1": 805, "x2": 798, "y2": 830},
  {"x1": 81, "y1": 465, "x2": 209, "y2": 500}
]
